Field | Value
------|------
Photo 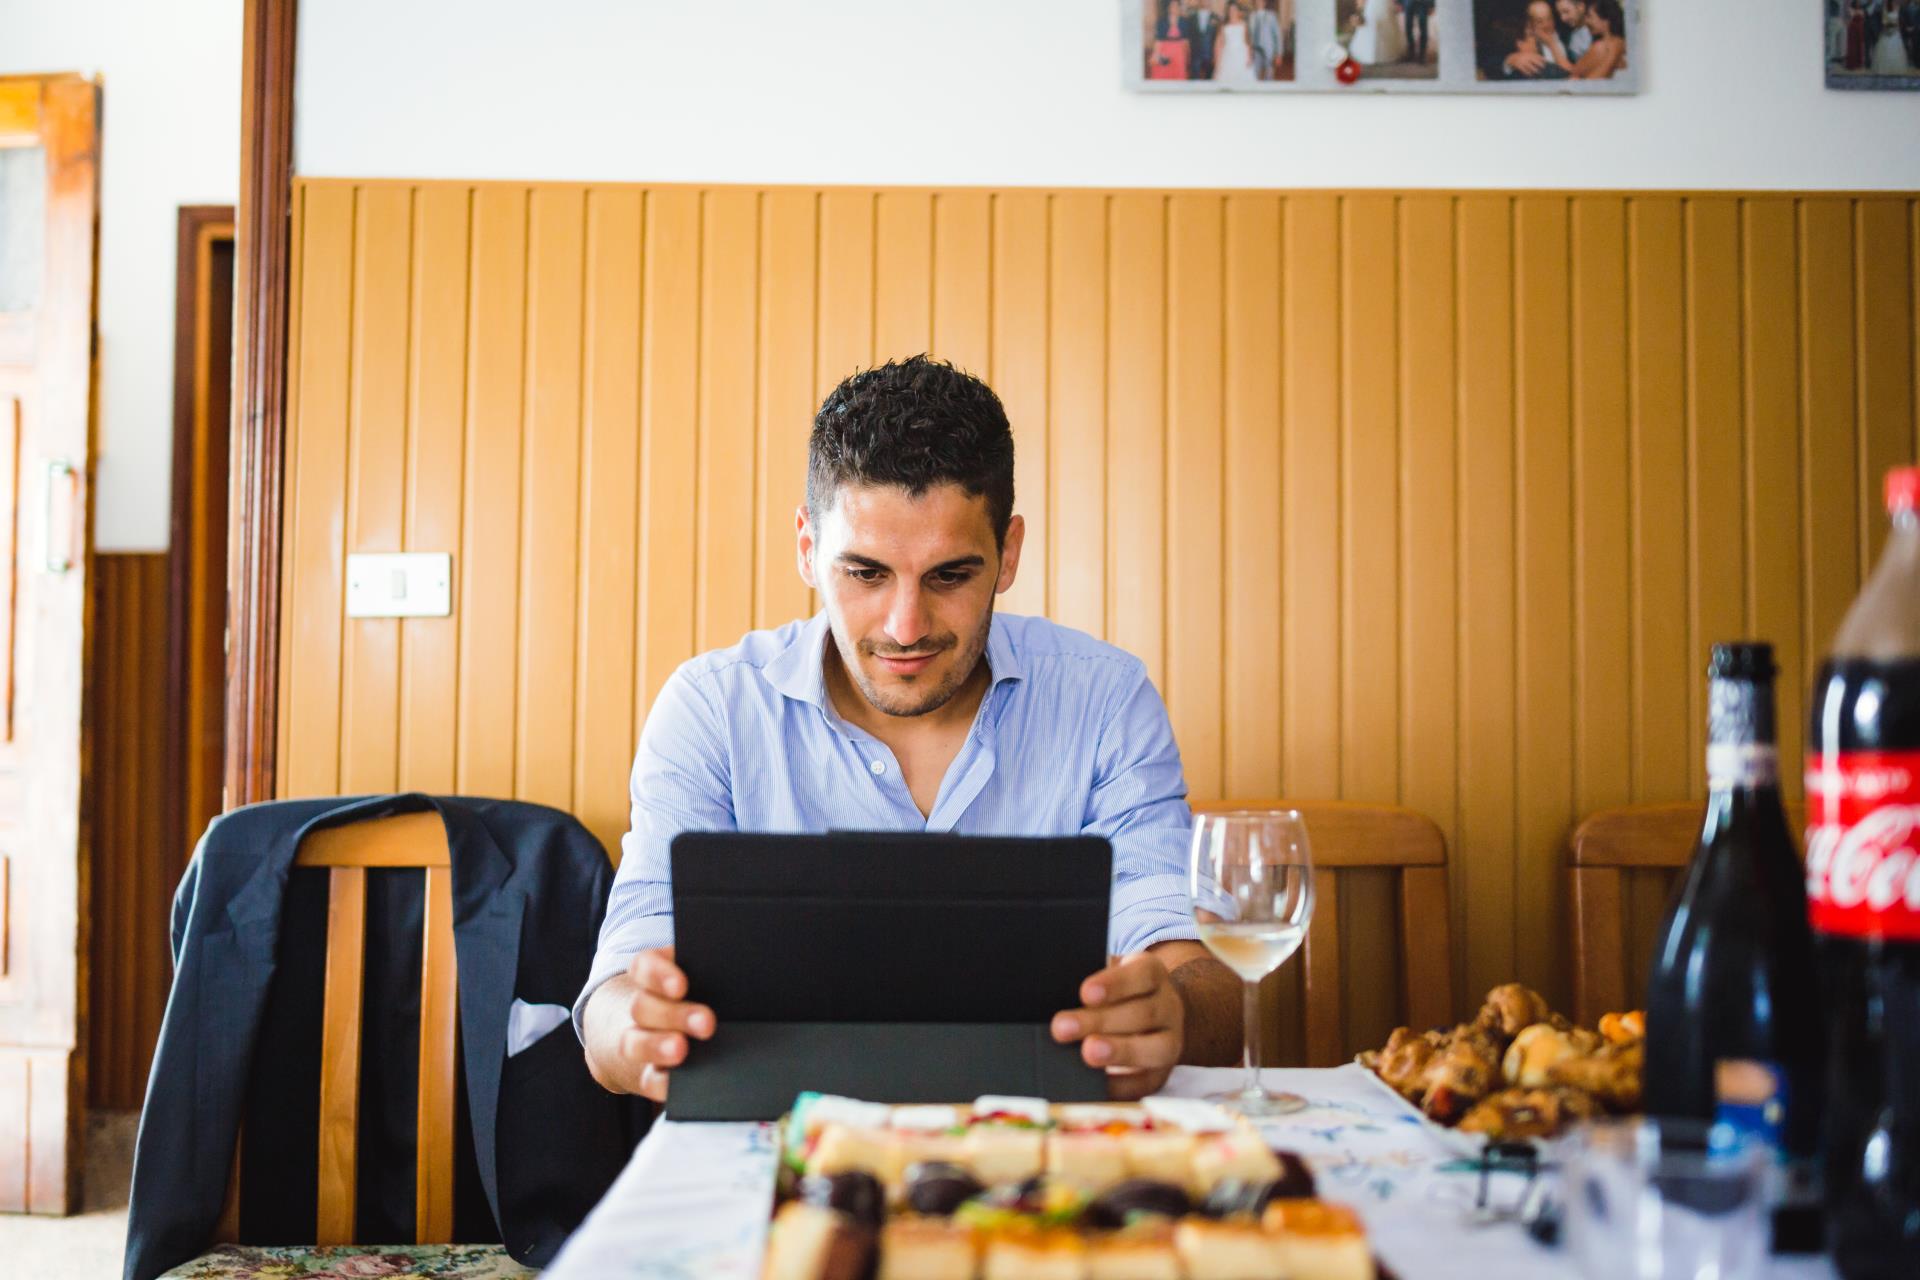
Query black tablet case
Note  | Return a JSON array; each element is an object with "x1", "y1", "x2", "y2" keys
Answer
[{"x1": 666, "y1": 832, "x2": 1113, "y2": 1120}]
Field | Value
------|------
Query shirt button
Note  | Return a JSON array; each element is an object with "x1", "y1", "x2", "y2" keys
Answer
[{"x1": 869, "y1": 759, "x2": 886, "y2": 776}]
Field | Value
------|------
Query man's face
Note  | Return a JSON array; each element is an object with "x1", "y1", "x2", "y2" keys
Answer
[
  {"x1": 1554, "y1": 0, "x2": 1587, "y2": 26},
  {"x1": 798, "y1": 482, "x2": 1024, "y2": 718},
  {"x1": 1531, "y1": 1, "x2": 1558, "y2": 38}
]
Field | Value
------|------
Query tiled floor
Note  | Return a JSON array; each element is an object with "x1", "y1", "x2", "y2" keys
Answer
[{"x1": 0, "y1": 1110, "x2": 137, "y2": 1279}]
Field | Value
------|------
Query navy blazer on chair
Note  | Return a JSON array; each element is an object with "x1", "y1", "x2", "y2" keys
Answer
[{"x1": 123, "y1": 794, "x2": 652, "y2": 1280}]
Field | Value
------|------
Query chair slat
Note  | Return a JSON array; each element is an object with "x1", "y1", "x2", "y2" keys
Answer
[
  {"x1": 315, "y1": 866, "x2": 367, "y2": 1246},
  {"x1": 1195, "y1": 799, "x2": 1446, "y2": 868},
  {"x1": 1302, "y1": 873, "x2": 1342, "y2": 1067},
  {"x1": 415, "y1": 865, "x2": 459, "y2": 1244},
  {"x1": 299, "y1": 810, "x2": 452, "y2": 868},
  {"x1": 1570, "y1": 866, "x2": 1628, "y2": 1028},
  {"x1": 1399, "y1": 865, "x2": 1453, "y2": 1032}
]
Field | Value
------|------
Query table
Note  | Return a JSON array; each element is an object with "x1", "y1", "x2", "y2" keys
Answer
[{"x1": 544, "y1": 1065, "x2": 1839, "y2": 1280}]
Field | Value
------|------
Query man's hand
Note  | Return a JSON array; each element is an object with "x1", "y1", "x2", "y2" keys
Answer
[
  {"x1": 581, "y1": 946, "x2": 715, "y2": 1102},
  {"x1": 1506, "y1": 47, "x2": 1547, "y2": 75},
  {"x1": 1050, "y1": 952, "x2": 1186, "y2": 1100}
]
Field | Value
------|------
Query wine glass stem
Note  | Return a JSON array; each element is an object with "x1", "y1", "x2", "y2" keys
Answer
[{"x1": 1242, "y1": 977, "x2": 1263, "y2": 1096}]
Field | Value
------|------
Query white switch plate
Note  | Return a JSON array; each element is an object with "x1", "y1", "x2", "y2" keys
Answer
[{"x1": 346, "y1": 552, "x2": 453, "y2": 618}]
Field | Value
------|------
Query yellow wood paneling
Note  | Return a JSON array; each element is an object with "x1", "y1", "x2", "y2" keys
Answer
[{"x1": 281, "y1": 181, "x2": 1920, "y2": 1034}]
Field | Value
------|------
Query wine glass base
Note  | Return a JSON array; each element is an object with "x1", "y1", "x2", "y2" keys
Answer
[{"x1": 1206, "y1": 1089, "x2": 1307, "y2": 1117}]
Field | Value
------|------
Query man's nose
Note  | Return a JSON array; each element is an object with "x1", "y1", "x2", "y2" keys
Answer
[{"x1": 883, "y1": 583, "x2": 931, "y2": 649}]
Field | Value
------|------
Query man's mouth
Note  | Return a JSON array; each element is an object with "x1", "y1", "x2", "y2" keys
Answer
[{"x1": 872, "y1": 651, "x2": 941, "y2": 676}]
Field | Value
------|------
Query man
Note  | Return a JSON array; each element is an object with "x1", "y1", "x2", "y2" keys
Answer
[
  {"x1": 1186, "y1": 0, "x2": 1219, "y2": 80},
  {"x1": 1402, "y1": 0, "x2": 1434, "y2": 65},
  {"x1": 578, "y1": 356, "x2": 1244, "y2": 1104},
  {"x1": 1553, "y1": 0, "x2": 1593, "y2": 62},
  {"x1": 1901, "y1": 0, "x2": 1920, "y2": 70}
]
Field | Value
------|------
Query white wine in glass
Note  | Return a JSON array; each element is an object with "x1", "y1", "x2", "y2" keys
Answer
[{"x1": 1189, "y1": 809, "x2": 1315, "y2": 1116}]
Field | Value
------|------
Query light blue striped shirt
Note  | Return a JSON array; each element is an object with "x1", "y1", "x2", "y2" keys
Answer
[{"x1": 575, "y1": 611, "x2": 1201, "y2": 1034}]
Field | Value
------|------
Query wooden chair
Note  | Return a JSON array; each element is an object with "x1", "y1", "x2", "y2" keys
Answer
[
  {"x1": 1568, "y1": 800, "x2": 1805, "y2": 1028},
  {"x1": 212, "y1": 810, "x2": 462, "y2": 1247},
  {"x1": 1189, "y1": 800, "x2": 1454, "y2": 1066}
]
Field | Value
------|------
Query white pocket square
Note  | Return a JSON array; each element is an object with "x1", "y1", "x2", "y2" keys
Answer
[{"x1": 507, "y1": 999, "x2": 571, "y2": 1058}]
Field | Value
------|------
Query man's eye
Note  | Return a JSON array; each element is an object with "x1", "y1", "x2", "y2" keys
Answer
[
  {"x1": 933, "y1": 571, "x2": 972, "y2": 587},
  {"x1": 845, "y1": 567, "x2": 885, "y2": 584}
]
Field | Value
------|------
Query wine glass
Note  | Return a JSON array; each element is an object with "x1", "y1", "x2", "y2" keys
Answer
[{"x1": 1189, "y1": 809, "x2": 1315, "y2": 1116}]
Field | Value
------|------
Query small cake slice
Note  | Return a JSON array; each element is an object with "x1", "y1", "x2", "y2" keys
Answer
[
  {"x1": 1119, "y1": 1129, "x2": 1197, "y2": 1186},
  {"x1": 1189, "y1": 1131, "x2": 1283, "y2": 1196},
  {"x1": 761, "y1": 1202, "x2": 876, "y2": 1280},
  {"x1": 895, "y1": 1129, "x2": 970, "y2": 1174},
  {"x1": 964, "y1": 1125, "x2": 1047, "y2": 1187},
  {"x1": 1054, "y1": 1103, "x2": 1147, "y2": 1132},
  {"x1": 1263, "y1": 1199, "x2": 1375, "y2": 1280},
  {"x1": 809, "y1": 1125, "x2": 903, "y2": 1184},
  {"x1": 1085, "y1": 1223, "x2": 1181, "y2": 1280},
  {"x1": 1045, "y1": 1131, "x2": 1128, "y2": 1192},
  {"x1": 981, "y1": 1228, "x2": 1089, "y2": 1280},
  {"x1": 877, "y1": 1219, "x2": 977, "y2": 1280},
  {"x1": 1173, "y1": 1218, "x2": 1286, "y2": 1280}
]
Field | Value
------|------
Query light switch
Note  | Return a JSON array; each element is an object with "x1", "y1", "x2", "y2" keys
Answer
[{"x1": 346, "y1": 552, "x2": 452, "y2": 618}]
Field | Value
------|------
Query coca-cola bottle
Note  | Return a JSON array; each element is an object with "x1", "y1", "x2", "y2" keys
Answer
[
  {"x1": 1645, "y1": 642, "x2": 1824, "y2": 1252},
  {"x1": 1807, "y1": 465, "x2": 1920, "y2": 1280}
]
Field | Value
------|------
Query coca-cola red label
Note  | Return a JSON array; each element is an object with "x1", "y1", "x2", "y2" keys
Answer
[{"x1": 1805, "y1": 750, "x2": 1920, "y2": 941}]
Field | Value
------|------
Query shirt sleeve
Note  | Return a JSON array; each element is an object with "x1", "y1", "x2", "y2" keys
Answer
[
  {"x1": 1080, "y1": 662, "x2": 1200, "y2": 958},
  {"x1": 572, "y1": 664, "x2": 737, "y2": 1041}
]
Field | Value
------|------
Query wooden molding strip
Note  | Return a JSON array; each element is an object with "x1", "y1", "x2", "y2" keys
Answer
[{"x1": 225, "y1": 0, "x2": 296, "y2": 810}]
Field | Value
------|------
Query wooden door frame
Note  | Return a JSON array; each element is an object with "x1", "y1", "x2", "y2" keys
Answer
[
  {"x1": 226, "y1": 0, "x2": 297, "y2": 809},
  {"x1": 169, "y1": 206, "x2": 233, "y2": 861}
]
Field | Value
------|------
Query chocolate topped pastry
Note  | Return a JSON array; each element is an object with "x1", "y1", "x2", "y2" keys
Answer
[
  {"x1": 796, "y1": 1170, "x2": 886, "y2": 1230},
  {"x1": 761, "y1": 1202, "x2": 878, "y2": 1280},
  {"x1": 1082, "y1": 1178, "x2": 1192, "y2": 1229},
  {"x1": 903, "y1": 1162, "x2": 984, "y2": 1217}
]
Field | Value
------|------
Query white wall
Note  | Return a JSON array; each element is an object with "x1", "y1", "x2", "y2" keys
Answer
[
  {"x1": 2, "y1": 0, "x2": 241, "y2": 552},
  {"x1": 297, "y1": 0, "x2": 1917, "y2": 191}
]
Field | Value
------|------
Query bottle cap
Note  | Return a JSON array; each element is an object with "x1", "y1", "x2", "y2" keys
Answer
[
  {"x1": 1708, "y1": 642, "x2": 1776, "y2": 681},
  {"x1": 1887, "y1": 466, "x2": 1919, "y2": 515}
]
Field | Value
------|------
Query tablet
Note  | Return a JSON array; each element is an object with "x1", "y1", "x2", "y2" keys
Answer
[{"x1": 666, "y1": 831, "x2": 1114, "y2": 1120}]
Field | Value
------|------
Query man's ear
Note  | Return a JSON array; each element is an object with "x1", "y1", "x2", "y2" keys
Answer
[
  {"x1": 795, "y1": 503, "x2": 818, "y2": 589},
  {"x1": 995, "y1": 514, "x2": 1026, "y2": 595}
]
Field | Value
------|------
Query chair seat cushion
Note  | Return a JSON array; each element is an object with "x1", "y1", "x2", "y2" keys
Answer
[{"x1": 158, "y1": 1244, "x2": 535, "y2": 1279}]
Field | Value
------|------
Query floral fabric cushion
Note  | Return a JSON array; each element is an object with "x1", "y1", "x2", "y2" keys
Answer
[{"x1": 157, "y1": 1244, "x2": 534, "y2": 1279}]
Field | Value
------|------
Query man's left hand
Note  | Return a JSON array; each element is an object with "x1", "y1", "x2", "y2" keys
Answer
[{"x1": 1050, "y1": 951, "x2": 1185, "y2": 1100}]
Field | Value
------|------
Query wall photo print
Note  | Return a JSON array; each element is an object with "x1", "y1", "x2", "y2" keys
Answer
[
  {"x1": 1828, "y1": 0, "x2": 1920, "y2": 89},
  {"x1": 1141, "y1": 0, "x2": 1297, "y2": 84},
  {"x1": 1337, "y1": 0, "x2": 1439, "y2": 78},
  {"x1": 1473, "y1": 0, "x2": 1631, "y2": 85}
]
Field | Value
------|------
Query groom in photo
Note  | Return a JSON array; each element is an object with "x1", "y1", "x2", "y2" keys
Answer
[
  {"x1": 1901, "y1": 0, "x2": 1920, "y2": 69},
  {"x1": 1186, "y1": 0, "x2": 1218, "y2": 79},
  {"x1": 1553, "y1": 0, "x2": 1594, "y2": 61},
  {"x1": 1403, "y1": 0, "x2": 1434, "y2": 64}
]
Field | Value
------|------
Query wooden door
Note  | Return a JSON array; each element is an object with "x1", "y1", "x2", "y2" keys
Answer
[{"x1": 0, "y1": 73, "x2": 101, "y2": 1216}]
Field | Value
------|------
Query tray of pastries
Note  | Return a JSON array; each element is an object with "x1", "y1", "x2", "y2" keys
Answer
[
  {"x1": 1355, "y1": 983, "x2": 1645, "y2": 1151},
  {"x1": 762, "y1": 1092, "x2": 1384, "y2": 1280}
]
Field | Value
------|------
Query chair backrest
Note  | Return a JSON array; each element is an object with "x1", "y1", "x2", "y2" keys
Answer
[
  {"x1": 1189, "y1": 800, "x2": 1454, "y2": 1066},
  {"x1": 1568, "y1": 800, "x2": 1805, "y2": 1027},
  {"x1": 215, "y1": 810, "x2": 459, "y2": 1246}
]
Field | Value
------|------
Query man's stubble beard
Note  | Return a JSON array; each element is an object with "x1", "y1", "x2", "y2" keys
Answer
[{"x1": 839, "y1": 600, "x2": 995, "y2": 719}]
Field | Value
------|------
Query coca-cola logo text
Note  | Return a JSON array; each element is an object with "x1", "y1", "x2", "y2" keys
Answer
[{"x1": 1806, "y1": 751, "x2": 1920, "y2": 942}]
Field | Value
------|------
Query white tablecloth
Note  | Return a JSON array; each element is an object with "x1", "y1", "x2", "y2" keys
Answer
[{"x1": 544, "y1": 1065, "x2": 1839, "y2": 1280}]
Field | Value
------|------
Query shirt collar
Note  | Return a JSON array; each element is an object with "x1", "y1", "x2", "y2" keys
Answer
[{"x1": 763, "y1": 610, "x2": 1025, "y2": 713}]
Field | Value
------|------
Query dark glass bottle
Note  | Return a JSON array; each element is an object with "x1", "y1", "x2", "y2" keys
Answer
[{"x1": 1644, "y1": 642, "x2": 1824, "y2": 1253}]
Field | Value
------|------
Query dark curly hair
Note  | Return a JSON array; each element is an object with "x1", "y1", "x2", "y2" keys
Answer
[{"x1": 807, "y1": 354, "x2": 1016, "y2": 546}]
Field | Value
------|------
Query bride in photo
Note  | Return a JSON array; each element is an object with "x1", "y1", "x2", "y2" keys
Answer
[
  {"x1": 1872, "y1": 0, "x2": 1913, "y2": 73},
  {"x1": 1349, "y1": 0, "x2": 1407, "y2": 65},
  {"x1": 1214, "y1": 1, "x2": 1260, "y2": 83}
]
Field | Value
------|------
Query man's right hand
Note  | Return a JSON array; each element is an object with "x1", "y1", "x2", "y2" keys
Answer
[{"x1": 581, "y1": 945, "x2": 715, "y2": 1102}]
